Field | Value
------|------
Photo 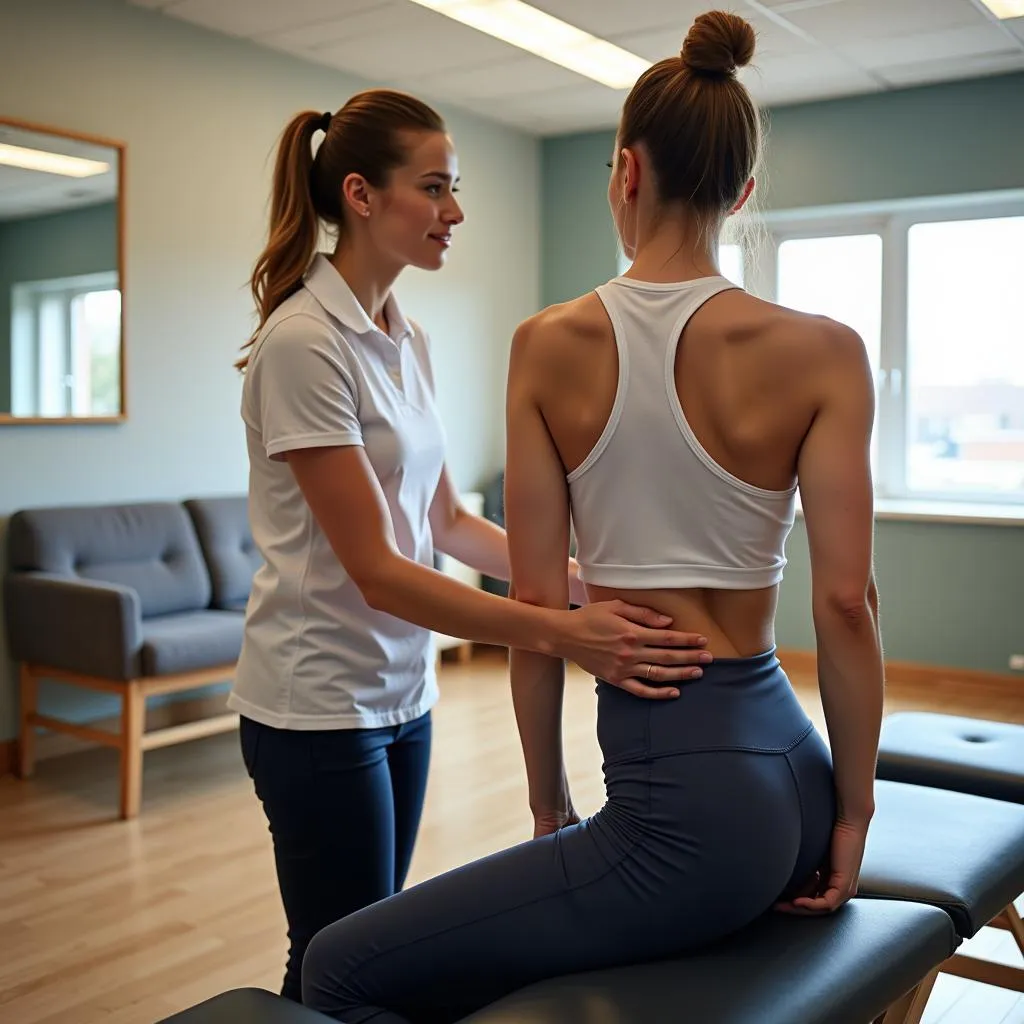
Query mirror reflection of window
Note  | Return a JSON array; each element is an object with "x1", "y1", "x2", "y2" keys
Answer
[
  {"x1": 11, "y1": 273, "x2": 120, "y2": 416},
  {"x1": 0, "y1": 120, "x2": 122, "y2": 420}
]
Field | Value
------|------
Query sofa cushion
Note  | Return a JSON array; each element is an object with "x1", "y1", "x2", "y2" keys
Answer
[
  {"x1": 141, "y1": 610, "x2": 243, "y2": 675},
  {"x1": 8, "y1": 502, "x2": 211, "y2": 618},
  {"x1": 184, "y1": 496, "x2": 261, "y2": 612}
]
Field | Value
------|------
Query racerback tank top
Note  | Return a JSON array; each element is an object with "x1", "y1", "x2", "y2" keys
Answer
[{"x1": 567, "y1": 275, "x2": 797, "y2": 591}]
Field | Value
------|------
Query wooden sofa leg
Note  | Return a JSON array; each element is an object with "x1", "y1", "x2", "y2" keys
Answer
[
  {"x1": 119, "y1": 681, "x2": 145, "y2": 820},
  {"x1": 17, "y1": 665, "x2": 38, "y2": 778}
]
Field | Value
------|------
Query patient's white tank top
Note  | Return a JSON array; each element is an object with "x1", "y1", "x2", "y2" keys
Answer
[{"x1": 568, "y1": 275, "x2": 797, "y2": 591}]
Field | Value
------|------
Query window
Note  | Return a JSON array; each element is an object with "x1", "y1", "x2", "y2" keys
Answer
[
  {"x1": 11, "y1": 272, "x2": 121, "y2": 417},
  {"x1": 742, "y1": 196, "x2": 1024, "y2": 510},
  {"x1": 905, "y1": 216, "x2": 1024, "y2": 500},
  {"x1": 719, "y1": 242, "x2": 744, "y2": 287},
  {"x1": 776, "y1": 234, "x2": 884, "y2": 471}
]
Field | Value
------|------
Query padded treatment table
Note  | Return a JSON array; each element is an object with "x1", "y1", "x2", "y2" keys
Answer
[
  {"x1": 875, "y1": 712, "x2": 1024, "y2": 804},
  {"x1": 859, "y1": 779, "x2": 1024, "y2": 994},
  {"x1": 457, "y1": 898, "x2": 958, "y2": 1024},
  {"x1": 157, "y1": 987, "x2": 334, "y2": 1023}
]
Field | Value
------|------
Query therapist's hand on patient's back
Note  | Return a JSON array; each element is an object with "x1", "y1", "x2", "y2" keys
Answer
[{"x1": 562, "y1": 600, "x2": 711, "y2": 699}]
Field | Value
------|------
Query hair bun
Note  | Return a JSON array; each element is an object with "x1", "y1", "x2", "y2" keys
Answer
[{"x1": 680, "y1": 10, "x2": 756, "y2": 76}]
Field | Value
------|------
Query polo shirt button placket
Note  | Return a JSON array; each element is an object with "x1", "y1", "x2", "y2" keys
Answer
[{"x1": 388, "y1": 349, "x2": 404, "y2": 395}]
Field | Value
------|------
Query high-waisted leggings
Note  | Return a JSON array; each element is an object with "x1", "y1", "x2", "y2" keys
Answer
[{"x1": 302, "y1": 648, "x2": 836, "y2": 1023}]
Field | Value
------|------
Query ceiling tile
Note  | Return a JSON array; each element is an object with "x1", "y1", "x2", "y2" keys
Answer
[
  {"x1": 164, "y1": 0, "x2": 393, "y2": 41},
  {"x1": 840, "y1": 21, "x2": 1018, "y2": 67},
  {"x1": 406, "y1": 55, "x2": 588, "y2": 102},
  {"x1": 260, "y1": 2, "x2": 414, "y2": 51},
  {"x1": 307, "y1": 10, "x2": 523, "y2": 82},
  {"x1": 754, "y1": 0, "x2": 842, "y2": 7},
  {"x1": 781, "y1": 0, "x2": 985, "y2": 44},
  {"x1": 528, "y1": 0, "x2": 723, "y2": 38},
  {"x1": 876, "y1": 48, "x2": 1024, "y2": 87}
]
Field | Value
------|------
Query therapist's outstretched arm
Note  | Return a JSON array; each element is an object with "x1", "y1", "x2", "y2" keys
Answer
[
  {"x1": 427, "y1": 463, "x2": 588, "y2": 606},
  {"x1": 286, "y1": 445, "x2": 706, "y2": 694}
]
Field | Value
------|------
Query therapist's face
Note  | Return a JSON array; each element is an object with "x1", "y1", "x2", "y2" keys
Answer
[{"x1": 360, "y1": 131, "x2": 465, "y2": 272}]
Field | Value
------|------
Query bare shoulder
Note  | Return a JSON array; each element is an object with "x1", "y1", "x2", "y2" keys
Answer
[
  {"x1": 727, "y1": 292, "x2": 871, "y2": 374},
  {"x1": 510, "y1": 293, "x2": 608, "y2": 370}
]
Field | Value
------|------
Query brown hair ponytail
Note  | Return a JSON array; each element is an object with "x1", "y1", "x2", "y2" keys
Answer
[
  {"x1": 237, "y1": 90, "x2": 445, "y2": 371},
  {"x1": 236, "y1": 110, "x2": 323, "y2": 372}
]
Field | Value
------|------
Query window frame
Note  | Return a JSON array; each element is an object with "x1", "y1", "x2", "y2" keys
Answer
[{"x1": 746, "y1": 189, "x2": 1024, "y2": 517}]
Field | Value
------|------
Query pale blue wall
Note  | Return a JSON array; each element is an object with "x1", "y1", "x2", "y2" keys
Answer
[
  {"x1": 541, "y1": 72, "x2": 1024, "y2": 674},
  {"x1": 0, "y1": 0, "x2": 541, "y2": 743}
]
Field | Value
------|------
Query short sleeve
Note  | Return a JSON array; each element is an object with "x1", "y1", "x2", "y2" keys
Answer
[{"x1": 248, "y1": 313, "x2": 363, "y2": 460}]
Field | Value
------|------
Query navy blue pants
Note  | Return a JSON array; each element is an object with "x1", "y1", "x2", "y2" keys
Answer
[
  {"x1": 301, "y1": 650, "x2": 835, "y2": 1022},
  {"x1": 240, "y1": 712, "x2": 432, "y2": 1003}
]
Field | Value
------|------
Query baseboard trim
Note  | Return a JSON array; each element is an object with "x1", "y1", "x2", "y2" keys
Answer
[
  {"x1": 0, "y1": 693, "x2": 235, "y2": 777},
  {"x1": 776, "y1": 647, "x2": 1023, "y2": 691}
]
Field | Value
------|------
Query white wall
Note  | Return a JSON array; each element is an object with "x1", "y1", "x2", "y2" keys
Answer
[{"x1": 0, "y1": 0, "x2": 540, "y2": 742}]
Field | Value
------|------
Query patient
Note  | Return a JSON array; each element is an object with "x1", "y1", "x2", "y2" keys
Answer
[{"x1": 301, "y1": 10, "x2": 885, "y2": 1022}]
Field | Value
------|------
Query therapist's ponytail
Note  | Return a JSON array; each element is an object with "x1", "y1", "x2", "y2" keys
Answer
[{"x1": 237, "y1": 90, "x2": 445, "y2": 372}]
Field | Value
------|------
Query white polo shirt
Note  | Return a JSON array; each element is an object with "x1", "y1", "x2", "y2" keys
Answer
[{"x1": 229, "y1": 253, "x2": 446, "y2": 730}]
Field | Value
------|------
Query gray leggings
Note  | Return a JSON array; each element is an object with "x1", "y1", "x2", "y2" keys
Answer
[{"x1": 302, "y1": 648, "x2": 835, "y2": 1023}]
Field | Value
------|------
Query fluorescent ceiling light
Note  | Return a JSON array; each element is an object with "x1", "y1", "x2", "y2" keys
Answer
[
  {"x1": 978, "y1": 0, "x2": 1024, "y2": 17},
  {"x1": 407, "y1": 0, "x2": 652, "y2": 89},
  {"x1": 0, "y1": 143, "x2": 110, "y2": 178}
]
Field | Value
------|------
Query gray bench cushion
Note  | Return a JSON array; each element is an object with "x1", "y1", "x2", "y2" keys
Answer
[
  {"x1": 859, "y1": 779, "x2": 1024, "y2": 936},
  {"x1": 141, "y1": 610, "x2": 243, "y2": 675},
  {"x1": 158, "y1": 987, "x2": 333, "y2": 1023},
  {"x1": 458, "y1": 899, "x2": 958, "y2": 1024},
  {"x1": 8, "y1": 501, "x2": 211, "y2": 618},
  {"x1": 184, "y1": 496, "x2": 260, "y2": 612},
  {"x1": 876, "y1": 711, "x2": 1024, "y2": 804}
]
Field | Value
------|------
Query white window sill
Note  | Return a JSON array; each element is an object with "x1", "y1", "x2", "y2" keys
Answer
[{"x1": 796, "y1": 498, "x2": 1024, "y2": 526}]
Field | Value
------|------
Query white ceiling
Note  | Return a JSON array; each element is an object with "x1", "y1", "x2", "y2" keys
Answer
[
  {"x1": 126, "y1": 0, "x2": 1024, "y2": 135},
  {"x1": 0, "y1": 124, "x2": 119, "y2": 223}
]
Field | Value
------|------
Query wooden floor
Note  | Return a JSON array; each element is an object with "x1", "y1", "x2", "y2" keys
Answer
[{"x1": 0, "y1": 649, "x2": 1022, "y2": 1024}]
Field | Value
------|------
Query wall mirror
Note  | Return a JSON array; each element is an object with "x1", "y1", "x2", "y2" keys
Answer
[{"x1": 0, "y1": 117, "x2": 125, "y2": 424}]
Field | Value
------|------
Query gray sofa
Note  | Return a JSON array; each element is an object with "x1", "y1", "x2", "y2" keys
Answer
[{"x1": 4, "y1": 495, "x2": 258, "y2": 819}]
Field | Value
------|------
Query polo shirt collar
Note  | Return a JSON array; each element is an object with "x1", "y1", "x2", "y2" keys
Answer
[{"x1": 304, "y1": 253, "x2": 412, "y2": 344}]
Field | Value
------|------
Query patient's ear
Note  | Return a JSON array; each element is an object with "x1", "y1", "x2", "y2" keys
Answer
[{"x1": 730, "y1": 176, "x2": 755, "y2": 215}]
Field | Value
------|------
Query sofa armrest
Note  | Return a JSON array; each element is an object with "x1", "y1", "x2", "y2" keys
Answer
[{"x1": 4, "y1": 571, "x2": 143, "y2": 681}]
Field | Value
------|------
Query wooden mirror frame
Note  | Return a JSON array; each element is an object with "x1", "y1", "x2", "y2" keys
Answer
[{"x1": 0, "y1": 116, "x2": 126, "y2": 425}]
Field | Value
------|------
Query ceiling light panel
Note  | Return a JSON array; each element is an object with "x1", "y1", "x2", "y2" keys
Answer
[
  {"x1": 977, "y1": 0, "x2": 1024, "y2": 18},
  {"x1": 0, "y1": 143, "x2": 110, "y2": 178},
  {"x1": 406, "y1": 0, "x2": 653, "y2": 89}
]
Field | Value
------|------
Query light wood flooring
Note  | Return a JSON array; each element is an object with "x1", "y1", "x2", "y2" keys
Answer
[{"x1": 0, "y1": 649, "x2": 1022, "y2": 1024}]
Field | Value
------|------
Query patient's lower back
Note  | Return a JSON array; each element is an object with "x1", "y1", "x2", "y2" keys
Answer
[{"x1": 585, "y1": 582, "x2": 779, "y2": 660}]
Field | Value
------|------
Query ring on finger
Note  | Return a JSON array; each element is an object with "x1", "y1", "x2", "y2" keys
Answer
[{"x1": 644, "y1": 663, "x2": 654, "y2": 682}]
